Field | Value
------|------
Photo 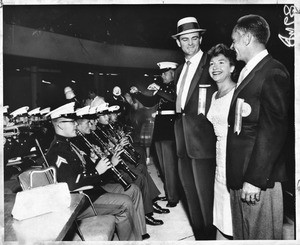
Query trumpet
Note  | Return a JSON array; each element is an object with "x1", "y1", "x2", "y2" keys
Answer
[
  {"x1": 3, "y1": 124, "x2": 31, "y2": 138},
  {"x1": 4, "y1": 125, "x2": 20, "y2": 138},
  {"x1": 91, "y1": 130, "x2": 138, "y2": 181},
  {"x1": 76, "y1": 129, "x2": 131, "y2": 191}
]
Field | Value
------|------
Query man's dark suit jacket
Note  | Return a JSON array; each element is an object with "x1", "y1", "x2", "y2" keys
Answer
[
  {"x1": 226, "y1": 54, "x2": 291, "y2": 190},
  {"x1": 174, "y1": 52, "x2": 217, "y2": 159}
]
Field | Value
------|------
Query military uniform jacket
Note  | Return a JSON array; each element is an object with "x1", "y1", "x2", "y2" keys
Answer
[
  {"x1": 46, "y1": 134, "x2": 106, "y2": 197},
  {"x1": 132, "y1": 82, "x2": 176, "y2": 141},
  {"x1": 174, "y1": 52, "x2": 217, "y2": 159}
]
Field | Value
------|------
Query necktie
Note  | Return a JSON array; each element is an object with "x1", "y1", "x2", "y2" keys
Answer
[
  {"x1": 237, "y1": 66, "x2": 248, "y2": 87},
  {"x1": 176, "y1": 61, "x2": 191, "y2": 113}
]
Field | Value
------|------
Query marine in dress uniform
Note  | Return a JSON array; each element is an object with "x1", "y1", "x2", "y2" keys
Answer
[
  {"x1": 71, "y1": 105, "x2": 149, "y2": 239},
  {"x1": 44, "y1": 102, "x2": 142, "y2": 241},
  {"x1": 93, "y1": 102, "x2": 169, "y2": 226},
  {"x1": 130, "y1": 61, "x2": 181, "y2": 207}
]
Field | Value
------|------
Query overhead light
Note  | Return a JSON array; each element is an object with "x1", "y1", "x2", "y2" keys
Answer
[
  {"x1": 16, "y1": 68, "x2": 21, "y2": 72},
  {"x1": 88, "y1": 72, "x2": 94, "y2": 75},
  {"x1": 144, "y1": 74, "x2": 149, "y2": 77},
  {"x1": 110, "y1": 73, "x2": 118, "y2": 76},
  {"x1": 42, "y1": 80, "x2": 51, "y2": 84},
  {"x1": 71, "y1": 80, "x2": 76, "y2": 83},
  {"x1": 99, "y1": 73, "x2": 104, "y2": 75}
]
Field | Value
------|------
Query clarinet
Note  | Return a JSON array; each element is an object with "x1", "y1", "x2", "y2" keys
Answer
[
  {"x1": 108, "y1": 123, "x2": 141, "y2": 162},
  {"x1": 91, "y1": 130, "x2": 138, "y2": 181},
  {"x1": 104, "y1": 124, "x2": 140, "y2": 167},
  {"x1": 76, "y1": 130, "x2": 131, "y2": 190}
]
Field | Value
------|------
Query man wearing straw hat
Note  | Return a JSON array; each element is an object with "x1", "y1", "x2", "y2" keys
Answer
[{"x1": 172, "y1": 17, "x2": 217, "y2": 239}]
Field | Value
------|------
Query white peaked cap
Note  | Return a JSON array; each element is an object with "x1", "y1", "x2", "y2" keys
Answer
[
  {"x1": 96, "y1": 103, "x2": 109, "y2": 113},
  {"x1": 10, "y1": 106, "x2": 29, "y2": 118},
  {"x1": 3, "y1": 105, "x2": 9, "y2": 114},
  {"x1": 40, "y1": 107, "x2": 51, "y2": 115},
  {"x1": 90, "y1": 96, "x2": 106, "y2": 108},
  {"x1": 28, "y1": 107, "x2": 41, "y2": 116},
  {"x1": 157, "y1": 62, "x2": 178, "y2": 70},
  {"x1": 64, "y1": 86, "x2": 75, "y2": 99},
  {"x1": 108, "y1": 105, "x2": 120, "y2": 112},
  {"x1": 75, "y1": 105, "x2": 91, "y2": 117},
  {"x1": 113, "y1": 86, "x2": 121, "y2": 96},
  {"x1": 89, "y1": 106, "x2": 98, "y2": 115},
  {"x1": 46, "y1": 102, "x2": 75, "y2": 119}
]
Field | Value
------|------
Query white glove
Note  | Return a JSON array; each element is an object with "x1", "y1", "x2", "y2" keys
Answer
[
  {"x1": 130, "y1": 86, "x2": 139, "y2": 94},
  {"x1": 147, "y1": 83, "x2": 160, "y2": 91}
]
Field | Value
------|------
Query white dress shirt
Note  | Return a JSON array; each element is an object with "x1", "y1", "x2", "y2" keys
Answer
[
  {"x1": 177, "y1": 50, "x2": 203, "y2": 109},
  {"x1": 236, "y1": 49, "x2": 269, "y2": 87}
]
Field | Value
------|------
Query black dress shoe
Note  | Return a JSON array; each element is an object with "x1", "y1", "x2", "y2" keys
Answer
[
  {"x1": 153, "y1": 202, "x2": 170, "y2": 214},
  {"x1": 166, "y1": 202, "x2": 178, "y2": 208},
  {"x1": 156, "y1": 196, "x2": 167, "y2": 201},
  {"x1": 142, "y1": 233, "x2": 150, "y2": 240},
  {"x1": 145, "y1": 215, "x2": 164, "y2": 225}
]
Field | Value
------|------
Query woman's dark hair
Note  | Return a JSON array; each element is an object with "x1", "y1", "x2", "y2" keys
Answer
[{"x1": 208, "y1": 43, "x2": 237, "y2": 81}]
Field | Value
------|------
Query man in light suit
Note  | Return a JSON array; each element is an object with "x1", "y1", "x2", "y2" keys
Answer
[
  {"x1": 172, "y1": 17, "x2": 217, "y2": 240},
  {"x1": 227, "y1": 14, "x2": 291, "y2": 239}
]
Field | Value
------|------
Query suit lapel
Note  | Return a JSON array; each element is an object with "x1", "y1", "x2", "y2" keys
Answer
[
  {"x1": 230, "y1": 54, "x2": 271, "y2": 108},
  {"x1": 185, "y1": 53, "x2": 207, "y2": 105},
  {"x1": 174, "y1": 65, "x2": 184, "y2": 86}
]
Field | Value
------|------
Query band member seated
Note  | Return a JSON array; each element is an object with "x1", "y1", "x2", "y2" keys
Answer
[
  {"x1": 93, "y1": 102, "x2": 170, "y2": 226},
  {"x1": 4, "y1": 106, "x2": 36, "y2": 177},
  {"x1": 44, "y1": 102, "x2": 142, "y2": 241},
  {"x1": 71, "y1": 105, "x2": 149, "y2": 240}
]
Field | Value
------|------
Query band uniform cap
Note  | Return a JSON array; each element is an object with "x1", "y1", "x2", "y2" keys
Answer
[
  {"x1": 10, "y1": 106, "x2": 29, "y2": 118},
  {"x1": 75, "y1": 105, "x2": 91, "y2": 118},
  {"x1": 108, "y1": 105, "x2": 120, "y2": 113},
  {"x1": 90, "y1": 96, "x2": 106, "y2": 108},
  {"x1": 172, "y1": 17, "x2": 206, "y2": 39},
  {"x1": 64, "y1": 86, "x2": 75, "y2": 100},
  {"x1": 89, "y1": 106, "x2": 98, "y2": 115},
  {"x1": 40, "y1": 107, "x2": 51, "y2": 115},
  {"x1": 157, "y1": 62, "x2": 178, "y2": 71},
  {"x1": 96, "y1": 103, "x2": 110, "y2": 114},
  {"x1": 46, "y1": 102, "x2": 75, "y2": 119},
  {"x1": 28, "y1": 107, "x2": 41, "y2": 116},
  {"x1": 3, "y1": 105, "x2": 9, "y2": 114},
  {"x1": 113, "y1": 86, "x2": 121, "y2": 96}
]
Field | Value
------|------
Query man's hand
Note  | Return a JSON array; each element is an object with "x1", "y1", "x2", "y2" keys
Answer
[
  {"x1": 130, "y1": 86, "x2": 139, "y2": 94},
  {"x1": 111, "y1": 149, "x2": 123, "y2": 166},
  {"x1": 95, "y1": 157, "x2": 112, "y2": 175},
  {"x1": 147, "y1": 83, "x2": 160, "y2": 91},
  {"x1": 119, "y1": 137, "x2": 129, "y2": 147},
  {"x1": 241, "y1": 182, "x2": 261, "y2": 205}
]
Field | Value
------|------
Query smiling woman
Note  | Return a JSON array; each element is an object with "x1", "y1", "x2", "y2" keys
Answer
[{"x1": 206, "y1": 43, "x2": 237, "y2": 239}]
